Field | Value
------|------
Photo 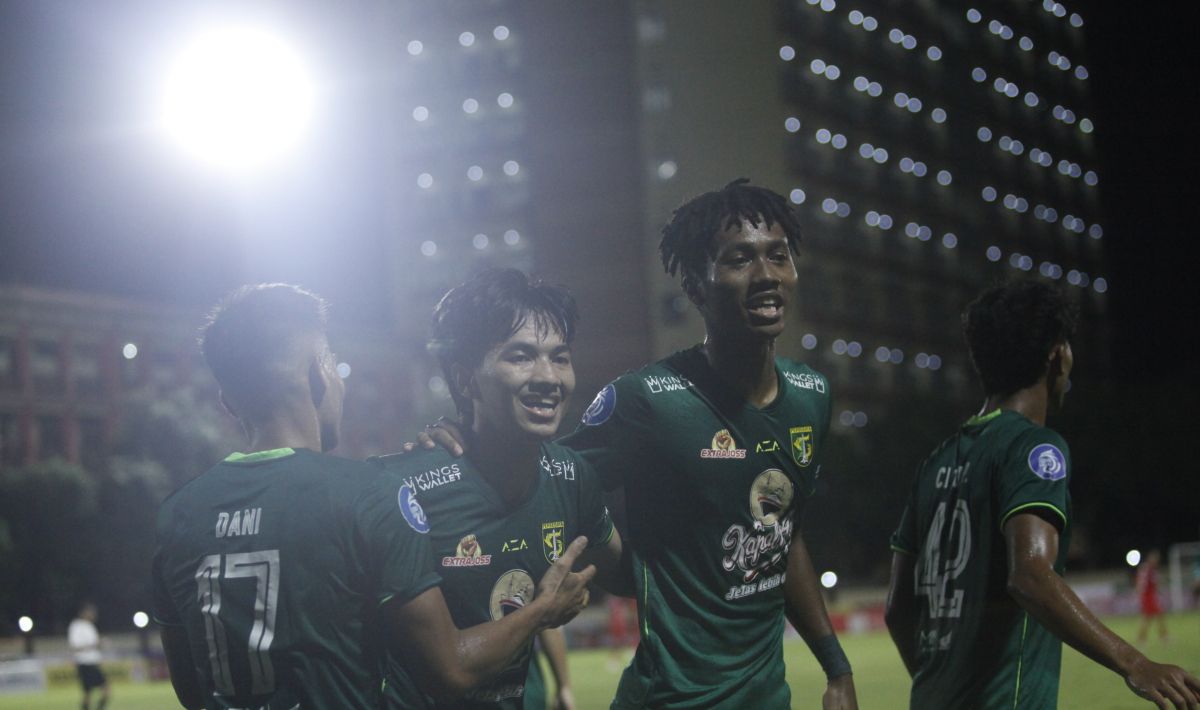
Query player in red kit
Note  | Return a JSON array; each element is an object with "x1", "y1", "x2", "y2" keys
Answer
[{"x1": 1136, "y1": 550, "x2": 1168, "y2": 644}]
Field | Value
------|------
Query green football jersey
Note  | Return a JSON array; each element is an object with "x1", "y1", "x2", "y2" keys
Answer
[
  {"x1": 561, "y1": 346, "x2": 832, "y2": 709},
  {"x1": 891, "y1": 409, "x2": 1073, "y2": 709},
  {"x1": 371, "y1": 442, "x2": 614, "y2": 710},
  {"x1": 152, "y1": 448, "x2": 441, "y2": 710}
]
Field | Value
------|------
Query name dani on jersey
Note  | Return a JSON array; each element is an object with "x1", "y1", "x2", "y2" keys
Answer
[{"x1": 215, "y1": 508, "x2": 262, "y2": 538}]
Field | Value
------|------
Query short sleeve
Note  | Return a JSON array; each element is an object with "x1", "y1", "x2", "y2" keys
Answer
[
  {"x1": 353, "y1": 475, "x2": 442, "y2": 608},
  {"x1": 890, "y1": 477, "x2": 919, "y2": 556},
  {"x1": 994, "y1": 429, "x2": 1071, "y2": 532},
  {"x1": 577, "y1": 457, "x2": 615, "y2": 549},
  {"x1": 151, "y1": 547, "x2": 183, "y2": 626},
  {"x1": 558, "y1": 376, "x2": 654, "y2": 492}
]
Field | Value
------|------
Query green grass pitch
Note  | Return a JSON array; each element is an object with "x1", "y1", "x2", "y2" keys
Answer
[{"x1": 3, "y1": 612, "x2": 1195, "y2": 708}]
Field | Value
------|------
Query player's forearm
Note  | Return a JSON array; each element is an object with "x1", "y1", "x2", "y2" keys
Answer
[
  {"x1": 884, "y1": 552, "x2": 919, "y2": 676},
  {"x1": 1007, "y1": 562, "x2": 1143, "y2": 676},
  {"x1": 451, "y1": 598, "x2": 555, "y2": 688},
  {"x1": 783, "y1": 536, "x2": 836, "y2": 642},
  {"x1": 161, "y1": 627, "x2": 205, "y2": 709},
  {"x1": 539, "y1": 627, "x2": 572, "y2": 688}
]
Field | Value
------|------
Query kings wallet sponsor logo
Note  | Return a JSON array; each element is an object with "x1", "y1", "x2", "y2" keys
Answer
[
  {"x1": 443, "y1": 534, "x2": 492, "y2": 567},
  {"x1": 700, "y1": 429, "x2": 747, "y2": 459}
]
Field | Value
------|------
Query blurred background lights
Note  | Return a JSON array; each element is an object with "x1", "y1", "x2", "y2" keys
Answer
[
  {"x1": 493, "y1": 25, "x2": 510, "y2": 41},
  {"x1": 122, "y1": 343, "x2": 138, "y2": 360},
  {"x1": 986, "y1": 246, "x2": 1002, "y2": 262},
  {"x1": 847, "y1": 341, "x2": 862, "y2": 358},
  {"x1": 779, "y1": 45, "x2": 796, "y2": 61},
  {"x1": 1126, "y1": 549, "x2": 1141, "y2": 567},
  {"x1": 336, "y1": 362, "x2": 351, "y2": 378},
  {"x1": 931, "y1": 108, "x2": 946, "y2": 124},
  {"x1": 942, "y1": 233, "x2": 957, "y2": 248},
  {"x1": 832, "y1": 338, "x2": 847, "y2": 355},
  {"x1": 936, "y1": 170, "x2": 951, "y2": 185},
  {"x1": 497, "y1": 92, "x2": 514, "y2": 108},
  {"x1": 18, "y1": 616, "x2": 33, "y2": 633},
  {"x1": 966, "y1": 8, "x2": 981, "y2": 23},
  {"x1": 412, "y1": 106, "x2": 429, "y2": 122},
  {"x1": 785, "y1": 117, "x2": 801, "y2": 133},
  {"x1": 133, "y1": 611, "x2": 149, "y2": 629},
  {"x1": 458, "y1": 31, "x2": 475, "y2": 47},
  {"x1": 467, "y1": 165, "x2": 483, "y2": 181},
  {"x1": 159, "y1": 25, "x2": 316, "y2": 173},
  {"x1": 815, "y1": 128, "x2": 832, "y2": 144},
  {"x1": 428, "y1": 375, "x2": 448, "y2": 395},
  {"x1": 810, "y1": 58, "x2": 827, "y2": 74},
  {"x1": 801, "y1": 334, "x2": 818, "y2": 350},
  {"x1": 789, "y1": 188, "x2": 806, "y2": 204},
  {"x1": 972, "y1": 67, "x2": 987, "y2": 82},
  {"x1": 820, "y1": 571, "x2": 838, "y2": 588},
  {"x1": 420, "y1": 240, "x2": 437, "y2": 256},
  {"x1": 657, "y1": 160, "x2": 677, "y2": 180},
  {"x1": 503, "y1": 229, "x2": 521, "y2": 245},
  {"x1": 462, "y1": 98, "x2": 479, "y2": 114},
  {"x1": 926, "y1": 46, "x2": 941, "y2": 61},
  {"x1": 417, "y1": 172, "x2": 433, "y2": 189},
  {"x1": 473, "y1": 233, "x2": 489, "y2": 250},
  {"x1": 503, "y1": 160, "x2": 520, "y2": 176},
  {"x1": 407, "y1": 40, "x2": 423, "y2": 56},
  {"x1": 977, "y1": 126, "x2": 992, "y2": 142}
]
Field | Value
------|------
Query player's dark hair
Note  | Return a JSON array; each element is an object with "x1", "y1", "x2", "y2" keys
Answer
[
  {"x1": 659, "y1": 178, "x2": 802, "y2": 289},
  {"x1": 429, "y1": 268, "x2": 578, "y2": 419},
  {"x1": 201, "y1": 283, "x2": 330, "y2": 421},
  {"x1": 963, "y1": 279, "x2": 1078, "y2": 397}
]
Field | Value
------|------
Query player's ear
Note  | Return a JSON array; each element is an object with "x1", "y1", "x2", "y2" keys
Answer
[
  {"x1": 449, "y1": 363, "x2": 476, "y2": 404},
  {"x1": 308, "y1": 355, "x2": 329, "y2": 408},
  {"x1": 1047, "y1": 342, "x2": 1066, "y2": 377}
]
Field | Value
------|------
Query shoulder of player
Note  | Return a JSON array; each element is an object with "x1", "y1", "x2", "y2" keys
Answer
[
  {"x1": 539, "y1": 441, "x2": 600, "y2": 483},
  {"x1": 775, "y1": 357, "x2": 831, "y2": 398},
  {"x1": 367, "y1": 446, "x2": 456, "y2": 475}
]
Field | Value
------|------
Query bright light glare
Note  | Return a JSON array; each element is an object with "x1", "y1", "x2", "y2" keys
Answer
[
  {"x1": 820, "y1": 571, "x2": 838, "y2": 588},
  {"x1": 1126, "y1": 549, "x2": 1141, "y2": 567},
  {"x1": 133, "y1": 611, "x2": 150, "y2": 629},
  {"x1": 18, "y1": 616, "x2": 33, "y2": 633},
  {"x1": 159, "y1": 26, "x2": 315, "y2": 172},
  {"x1": 122, "y1": 343, "x2": 139, "y2": 360}
]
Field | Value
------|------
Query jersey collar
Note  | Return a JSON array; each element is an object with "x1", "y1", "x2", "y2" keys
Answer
[
  {"x1": 964, "y1": 409, "x2": 1004, "y2": 427},
  {"x1": 224, "y1": 448, "x2": 297, "y2": 463}
]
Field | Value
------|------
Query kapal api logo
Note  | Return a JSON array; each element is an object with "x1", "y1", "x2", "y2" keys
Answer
[
  {"x1": 489, "y1": 569, "x2": 535, "y2": 621},
  {"x1": 700, "y1": 429, "x2": 747, "y2": 459}
]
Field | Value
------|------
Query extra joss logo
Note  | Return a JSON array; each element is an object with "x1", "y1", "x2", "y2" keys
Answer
[
  {"x1": 700, "y1": 429, "x2": 747, "y2": 459},
  {"x1": 443, "y1": 534, "x2": 492, "y2": 567}
]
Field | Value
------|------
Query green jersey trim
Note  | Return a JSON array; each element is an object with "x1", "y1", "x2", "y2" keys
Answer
[
  {"x1": 224, "y1": 448, "x2": 296, "y2": 463},
  {"x1": 640, "y1": 559, "x2": 649, "y2": 638},
  {"x1": 890, "y1": 543, "x2": 915, "y2": 556},
  {"x1": 999, "y1": 501, "x2": 1067, "y2": 532},
  {"x1": 1012, "y1": 613, "x2": 1029, "y2": 709},
  {"x1": 965, "y1": 408, "x2": 1004, "y2": 427}
]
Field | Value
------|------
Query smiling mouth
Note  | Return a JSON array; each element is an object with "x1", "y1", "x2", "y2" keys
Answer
[
  {"x1": 519, "y1": 395, "x2": 560, "y2": 420},
  {"x1": 746, "y1": 294, "x2": 785, "y2": 321}
]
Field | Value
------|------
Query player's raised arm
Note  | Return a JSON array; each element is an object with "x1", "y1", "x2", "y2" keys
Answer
[
  {"x1": 1004, "y1": 513, "x2": 1200, "y2": 709},
  {"x1": 382, "y1": 536, "x2": 595, "y2": 702},
  {"x1": 783, "y1": 526, "x2": 858, "y2": 709}
]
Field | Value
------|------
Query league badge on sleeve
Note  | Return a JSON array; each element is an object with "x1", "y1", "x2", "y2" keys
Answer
[
  {"x1": 397, "y1": 484, "x2": 430, "y2": 533},
  {"x1": 1028, "y1": 443, "x2": 1067, "y2": 481},
  {"x1": 581, "y1": 383, "x2": 616, "y2": 426}
]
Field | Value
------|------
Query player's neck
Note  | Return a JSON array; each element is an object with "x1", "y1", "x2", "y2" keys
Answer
[
  {"x1": 982, "y1": 382, "x2": 1049, "y2": 426},
  {"x1": 467, "y1": 425, "x2": 540, "y2": 507},
  {"x1": 243, "y1": 407, "x2": 324, "y2": 454},
  {"x1": 701, "y1": 335, "x2": 779, "y2": 408}
]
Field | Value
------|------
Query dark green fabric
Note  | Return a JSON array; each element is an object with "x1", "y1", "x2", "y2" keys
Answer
[
  {"x1": 562, "y1": 346, "x2": 832, "y2": 709},
  {"x1": 891, "y1": 410, "x2": 1072, "y2": 709},
  {"x1": 152, "y1": 449, "x2": 440, "y2": 709}
]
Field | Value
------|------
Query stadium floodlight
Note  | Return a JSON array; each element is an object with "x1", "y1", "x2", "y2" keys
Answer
[
  {"x1": 17, "y1": 616, "x2": 33, "y2": 633},
  {"x1": 158, "y1": 25, "x2": 315, "y2": 173},
  {"x1": 133, "y1": 611, "x2": 150, "y2": 629},
  {"x1": 820, "y1": 571, "x2": 838, "y2": 589},
  {"x1": 1125, "y1": 549, "x2": 1141, "y2": 567}
]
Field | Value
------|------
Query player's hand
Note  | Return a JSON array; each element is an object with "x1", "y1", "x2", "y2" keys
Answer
[
  {"x1": 822, "y1": 674, "x2": 858, "y2": 710},
  {"x1": 1124, "y1": 656, "x2": 1200, "y2": 709},
  {"x1": 400, "y1": 417, "x2": 467, "y2": 457},
  {"x1": 554, "y1": 685, "x2": 577, "y2": 710},
  {"x1": 533, "y1": 536, "x2": 596, "y2": 629}
]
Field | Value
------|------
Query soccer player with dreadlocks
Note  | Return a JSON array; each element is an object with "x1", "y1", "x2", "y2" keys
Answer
[
  {"x1": 418, "y1": 180, "x2": 856, "y2": 707},
  {"x1": 561, "y1": 178, "x2": 857, "y2": 708}
]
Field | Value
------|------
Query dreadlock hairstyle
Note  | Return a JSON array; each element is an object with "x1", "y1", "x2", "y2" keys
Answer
[
  {"x1": 428, "y1": 268, "x2": 578, "y2": 420},
  {"x1": 963, "y1": 279, "x2": 1079, "y2": 397},
  {"x1": 659, "y1": 178, "x2": 803, "y2": 290}
]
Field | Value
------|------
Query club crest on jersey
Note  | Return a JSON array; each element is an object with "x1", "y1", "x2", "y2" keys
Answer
[
  {"x1": 700, "y1": 429, "x2": 747, "y2": 459},
  {"x1": 581, "y1": 384, "x2": 616, "y2": 426},
  {"x1": 542, "y1": 521, "x2": 566, "y2": 563},
  {"x1": 790, "y1": 426, "x2": 814, "y2": 467},
  {"x1": 397, "y1": 484, "x2": 430, "y2": 533},
  {"x1": 489, "y1": 569, "x2": 535, "y2": 621},
  {"x1": 1028, "y1": 443, "x2": 1067, "y2": 481},
  {"x1": 443, "y1": 534, "x2": 492, "y2": 567}
]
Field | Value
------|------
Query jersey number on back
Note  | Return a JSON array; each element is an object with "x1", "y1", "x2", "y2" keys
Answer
[
  {"x1": 195, "y1": 550, "x2": 281, "y2": 696},
  {"x1": 916, "y1": 501, "x2": 971, "y2": 619}
]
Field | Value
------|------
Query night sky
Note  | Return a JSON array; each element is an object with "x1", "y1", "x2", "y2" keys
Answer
[{"x1": 2, "y1": 4, "x2": 1197, "y2": 537}]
